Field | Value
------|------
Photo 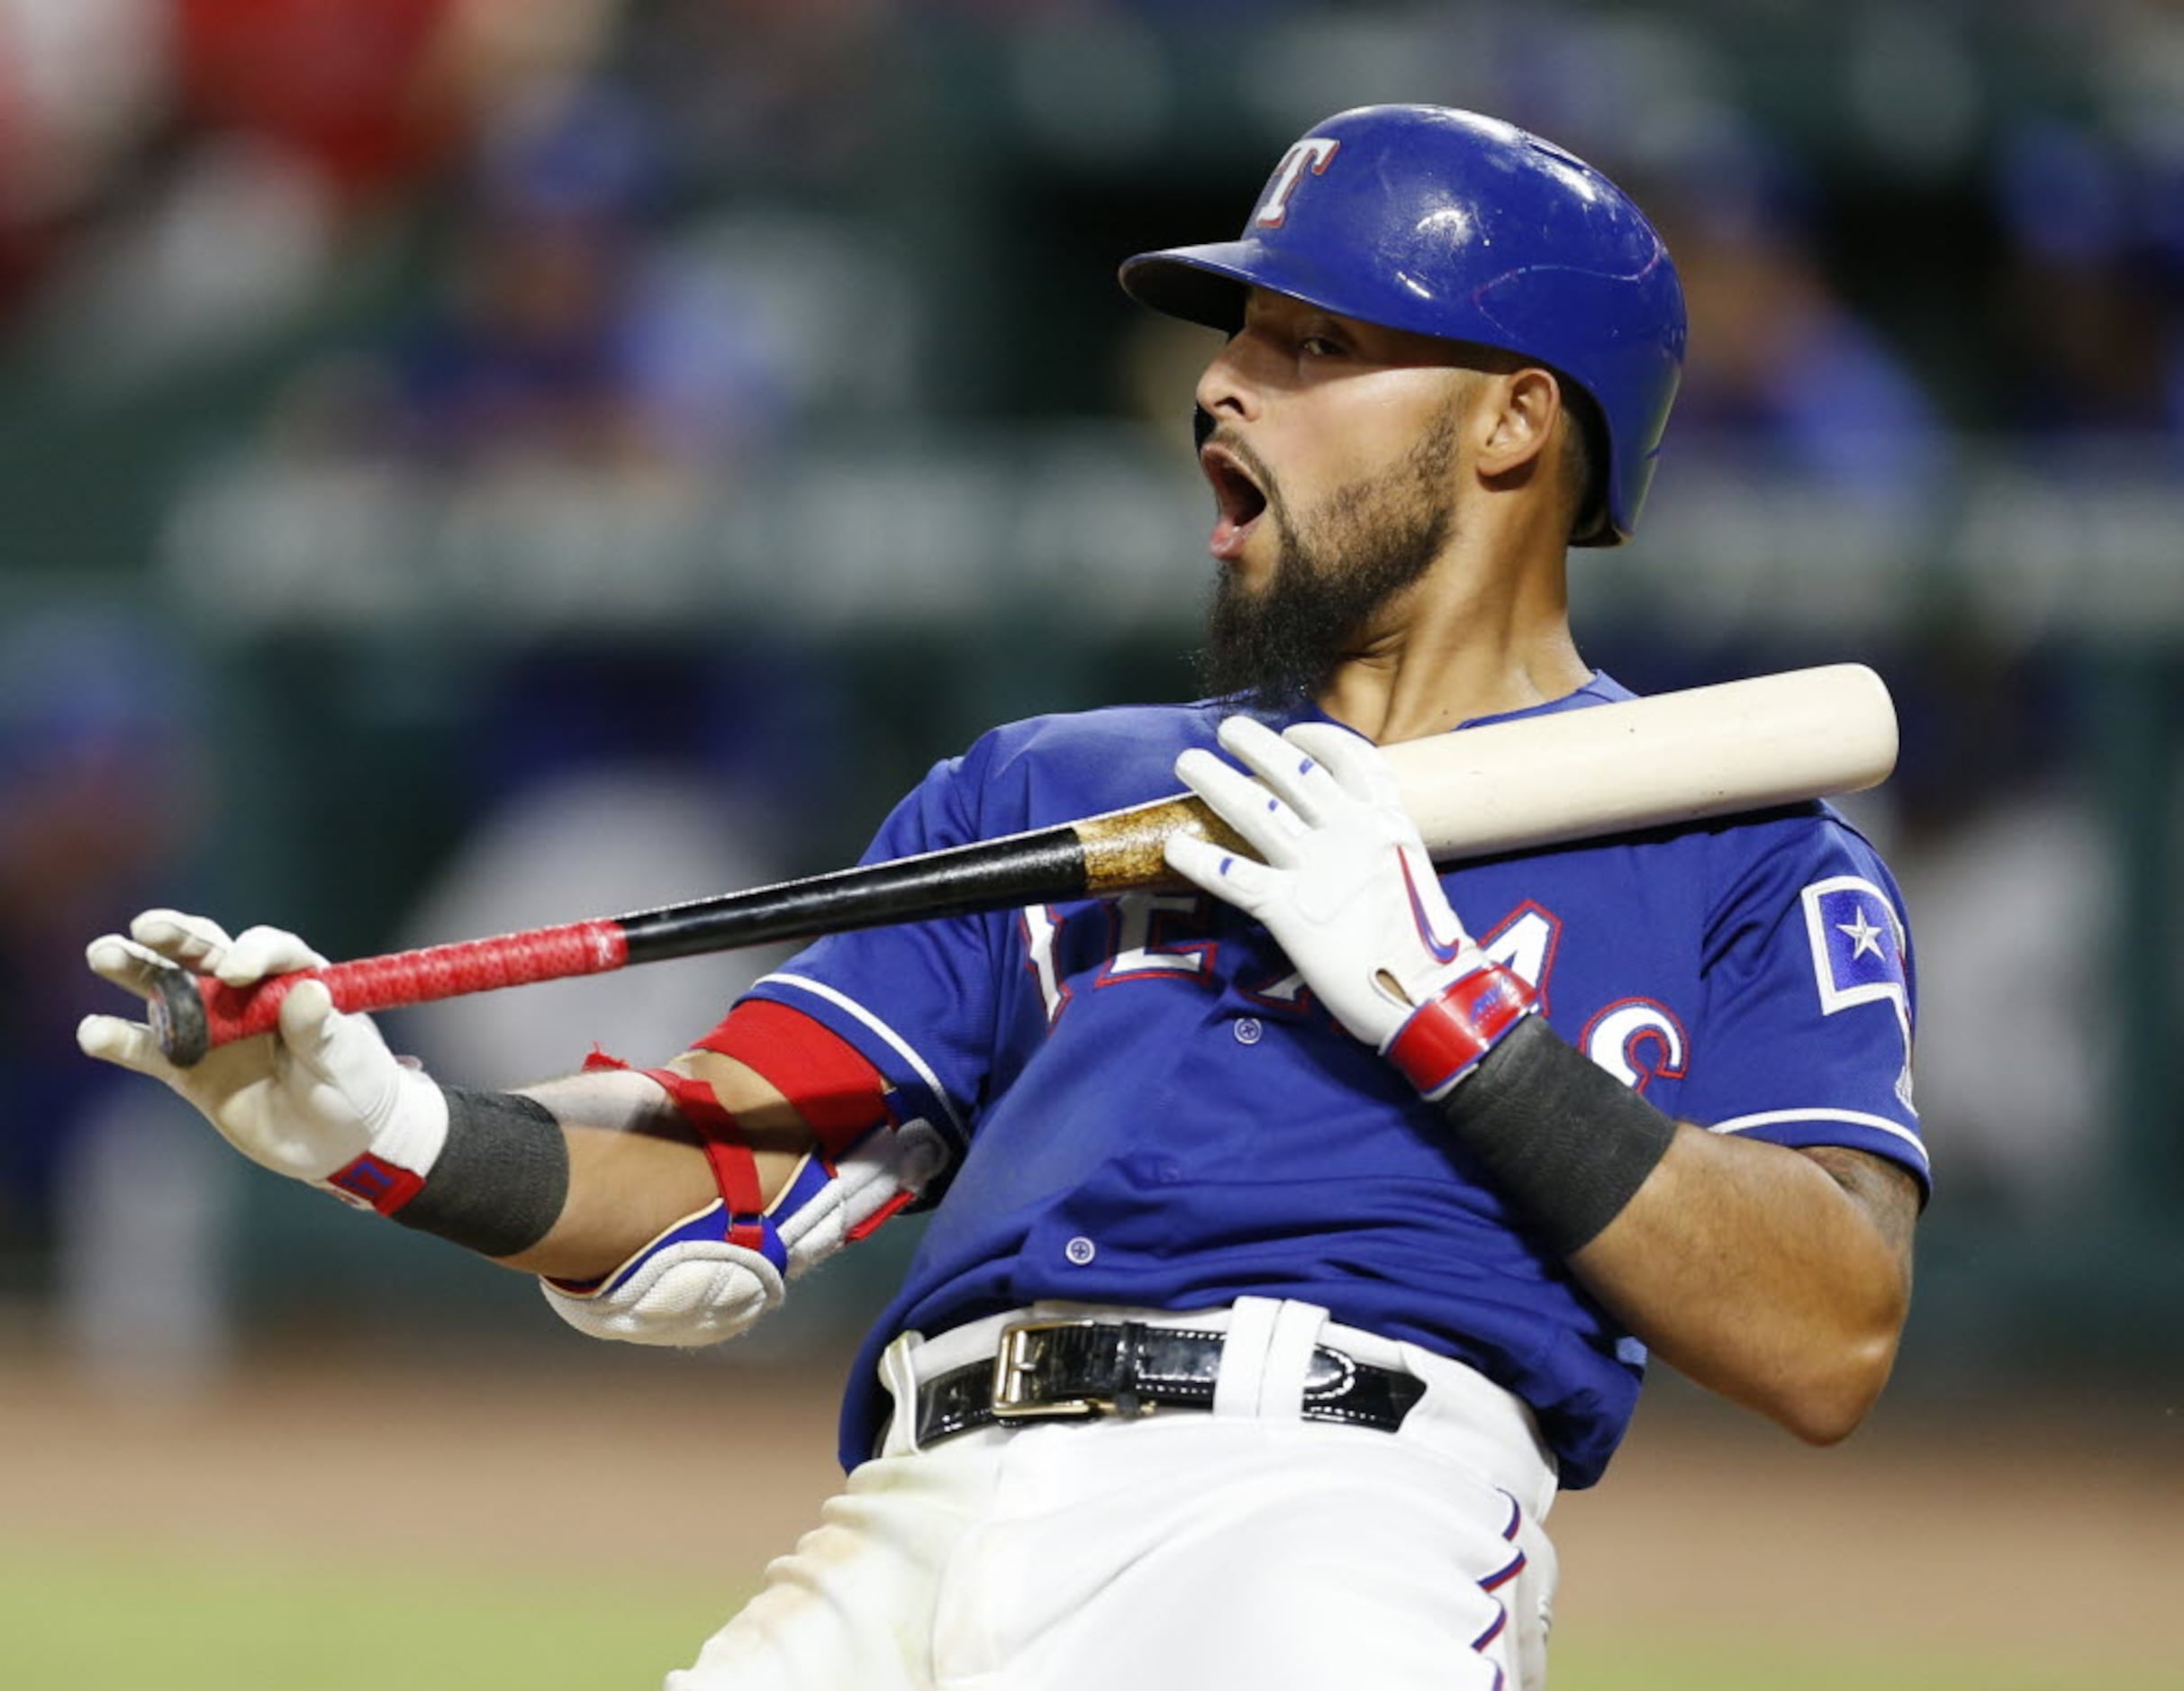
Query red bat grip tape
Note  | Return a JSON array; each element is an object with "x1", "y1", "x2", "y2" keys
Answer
[{"x1": 153, "y1": 919, "x2": 630, "y2": 1066}]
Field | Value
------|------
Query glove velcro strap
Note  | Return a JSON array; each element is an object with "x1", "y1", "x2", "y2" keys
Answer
[
  {"x1": 325, "y1": 1153, "x2": 427, "y2": 1217},
  {"x1": 1382, "y1": 963, "x2": 1539, "y2": 1098},
  {"x1": 321, "y1": 1069, "x2": 448, "y2": 1218}
]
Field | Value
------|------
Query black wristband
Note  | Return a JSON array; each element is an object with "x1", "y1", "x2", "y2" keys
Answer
[
  {"x1": 391, "y1": 1087, "x2": 570, "y2": 1260},
  {"x1": 1435, "y1": 1016, "x2": 1678, "y2": 1256}
]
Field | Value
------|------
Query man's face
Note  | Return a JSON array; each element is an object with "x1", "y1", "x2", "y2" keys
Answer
[{"x1": 1191, "y1": 290, "x2": 1477, "y2": 707}]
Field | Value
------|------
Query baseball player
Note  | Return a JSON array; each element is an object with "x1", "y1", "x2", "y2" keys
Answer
[{"x1": 78, "y1": 106, "x2": 1925, "y2": 1690}]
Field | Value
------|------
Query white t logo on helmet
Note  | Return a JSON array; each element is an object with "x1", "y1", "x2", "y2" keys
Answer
[{"x1": 1255, "y1": 139, "x2": 1340, "y2": 228}]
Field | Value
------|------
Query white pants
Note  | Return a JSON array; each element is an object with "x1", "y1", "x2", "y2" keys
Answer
[{"x1": 670, "y1": 1298, "x2": 1561, "y2": 1691}]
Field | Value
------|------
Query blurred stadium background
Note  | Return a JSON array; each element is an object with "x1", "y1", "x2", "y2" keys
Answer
[{"x1": 2, "y1": 2, "x2": 2180, "y2": 1686}]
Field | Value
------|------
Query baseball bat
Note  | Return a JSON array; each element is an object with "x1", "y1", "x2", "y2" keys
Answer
[{"x1": 146, "y1": 664, "x2": 1895, "y2": 1066}]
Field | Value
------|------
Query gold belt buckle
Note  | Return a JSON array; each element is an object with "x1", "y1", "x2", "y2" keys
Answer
[{"x1": 991, "y1": 1318, "x2": 1112, "y2": 1421}]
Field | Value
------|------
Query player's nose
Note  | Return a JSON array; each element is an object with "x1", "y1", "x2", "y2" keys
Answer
[{"x1": 1194, "y1": 339, "x2": 1262, "y2": 430}]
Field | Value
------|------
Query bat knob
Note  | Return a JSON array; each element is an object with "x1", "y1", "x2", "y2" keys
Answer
[{"x1": 147, "y1": 962, "x2": 212, "y2": 1068}]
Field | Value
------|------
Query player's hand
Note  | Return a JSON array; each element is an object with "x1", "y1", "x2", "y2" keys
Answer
[
  {"x1": 78, "y1": 909, "x2": 447, "y2": 1189},
  {"x1": 1167, "y1": 719, "x2": 1533, "y2": 1088}
]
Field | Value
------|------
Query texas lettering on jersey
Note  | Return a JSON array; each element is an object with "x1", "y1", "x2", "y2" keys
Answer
[{"x1": 1020, "y1": 890, "x2": 1683, "y2": 1094}]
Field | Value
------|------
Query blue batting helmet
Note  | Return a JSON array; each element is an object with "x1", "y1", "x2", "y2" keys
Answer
[{"x1": 1119, "y1": 105, "x2": 1686, "y2": 546}]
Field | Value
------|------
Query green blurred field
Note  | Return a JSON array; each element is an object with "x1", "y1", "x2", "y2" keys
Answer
[
  {"x1": 0, "y1": 1550, "x2": 2154, "y2": 1691},
  {"x1": 0, "y1": 1553, "x2": 720, "y2": 1690}
]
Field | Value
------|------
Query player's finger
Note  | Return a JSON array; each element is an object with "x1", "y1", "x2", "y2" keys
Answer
[
  {"x1": 1283, "y1": 721, "x2": 1405, "y2": 810},
  {"x1": 129, "y1": 909, "x2": 234, "y2": 972},
  {"x1": 1215, "y1": 715, "x2": 1345, "y2": 825},
  {"x1": 1174, "y1": 746, "x2": 1306, "y2": 864},
  {"x1": 86, "y1": 934, "x2": 175, "y2": 998},
  {"x1": 217, "y1": 925, "x2": 329, "y2": 988},
  {"x1": 77, "y1": 1012, "x2": 181, "y2": 1082},
  {"x1": 276, "y1": 976, "x2": 341, "y2": 1057},
  {"x1": 1164, "y1": 830, "x2": 1276, "y2": 912},
  {"x1": 278, "y1": 977, "x2": 388, "y2": 1102}
]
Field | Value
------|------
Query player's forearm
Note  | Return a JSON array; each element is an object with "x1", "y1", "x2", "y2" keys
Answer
[
  {"x1": 532, "y1": 1026, "x2": 947, "y2": 1350},
  {"x1": 1565, "y1": 1132, "x2": 1915, "y2": 1443},
  {"x1": 493, "y1": 1117, "x2": 715, "y2": 1280},
  {"x1": 1433, "y1": 1017, "x2": 1915, "y2": 1443},
  {"x1": 494, "y1": 1059, "x2": 816, "y2": 1280}
]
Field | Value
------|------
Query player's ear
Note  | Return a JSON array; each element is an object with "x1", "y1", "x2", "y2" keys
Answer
[{"x1": 1473, "y1": 366, "x2": 1562, "y2": 483}]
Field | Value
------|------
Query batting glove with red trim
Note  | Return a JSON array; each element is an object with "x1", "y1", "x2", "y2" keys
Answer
[
  {"x1": 1166, "y1": 718, "x2": 1536, "y2": 1098},
  {"x1": 79, "y1": 909, "x2": 448, "y2": 1203}
]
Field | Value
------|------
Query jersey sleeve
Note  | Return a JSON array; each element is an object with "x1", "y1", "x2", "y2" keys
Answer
[
  {"x1": 1675, "y1": 810, "x2": 1929, "y2": 1196},
  {"x1": 731, "y1": 737, "x2": 1013, "y2": 1167}
]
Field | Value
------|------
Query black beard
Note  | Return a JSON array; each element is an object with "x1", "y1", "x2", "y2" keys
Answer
[{"x1": 1196, "y1": 411, "x2": 1460, "y2": 713}]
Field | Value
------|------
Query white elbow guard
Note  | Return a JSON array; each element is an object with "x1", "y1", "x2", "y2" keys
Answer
[
  {"x1": 539, "y1": 1204, "x2": 785, "y2": 1347},
  {"x1": 540, "y1": 1115, "x2": 950, "y2": 1347}
]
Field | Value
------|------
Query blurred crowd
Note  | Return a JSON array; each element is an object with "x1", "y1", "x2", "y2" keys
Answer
[
  {"x1": 2, "y1": 0, "x2": 2179, "y2": 1381},
  {"x1": 5, "y1": 2, "x2": 2184, "y2": 457}
]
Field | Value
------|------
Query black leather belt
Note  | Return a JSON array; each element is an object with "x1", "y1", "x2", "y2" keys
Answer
[{"x1": 909, "y1": 1317, "x2": 1427, "y2": 1448}]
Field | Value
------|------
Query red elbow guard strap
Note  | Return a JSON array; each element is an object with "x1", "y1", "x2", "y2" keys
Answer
[
  {"x1": 583, "y1": 1001, "x2": 899, "y2": 1272},
  {"x1": 1382, "y1": 963, "x2": 1539, "y2": 1099},
  {"x1": 582, "y1": 1049, "x2": 776, "y2": 1265},
  {"x1": 695, "y1": 999, "x2": 891, "y2": 1158}
]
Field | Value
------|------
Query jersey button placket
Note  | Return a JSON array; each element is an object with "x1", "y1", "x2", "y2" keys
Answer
[
  {"x1": 1065, "y1": 1236, "x2": 1097, "y2": 1266},
  {"x1": 1234, "y1": 1016, "x2": 1264, "y2": 1045}
]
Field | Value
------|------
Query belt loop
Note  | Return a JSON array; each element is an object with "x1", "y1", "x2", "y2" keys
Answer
[
  {"x1": 878, "y1": 1330, "x2": 925, "y2": 1455},
  {"x1": 1211, "y1": 1297, "x2": 1281, "y2": 1418},
  {"x1": 1258, "y1": 1300, "x2": 1329, "y2": 1422}
]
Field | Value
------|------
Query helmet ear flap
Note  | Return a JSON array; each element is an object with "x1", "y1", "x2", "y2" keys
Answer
[{"x1": 1555, "y1": 379, "x2": 1612, "y2": 547}]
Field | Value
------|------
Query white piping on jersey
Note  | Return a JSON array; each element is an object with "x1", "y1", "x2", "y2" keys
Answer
[
  {"x1": 754, "y1": 972, "x2": 970, "y2": 1148},
  {"x1": 1707, "y1": 1107, "x2": 1929, "y2": 1171}
]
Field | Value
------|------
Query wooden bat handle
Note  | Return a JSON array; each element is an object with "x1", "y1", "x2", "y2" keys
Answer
[{"x1": 1076, "y1": 794, "x2": 1249, "y2": 893}]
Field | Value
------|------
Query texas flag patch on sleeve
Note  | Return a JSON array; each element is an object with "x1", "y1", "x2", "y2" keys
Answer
[{"x1": 1801, "y1": 875, "x2": 1914, "y2": 1109}]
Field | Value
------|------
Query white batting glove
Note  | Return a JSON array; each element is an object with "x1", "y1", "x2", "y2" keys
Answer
[
  {"x1": 1166, "y1": 718, "x2": 1536, "y2": 1096},
  {"x1": 78, "y1": 909, "x2": 448, "y2": 1206}
]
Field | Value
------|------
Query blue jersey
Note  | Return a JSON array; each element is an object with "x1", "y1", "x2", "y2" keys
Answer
[{"x1": 744, "y1": 674, "x2": 1926, "y2": 1488}]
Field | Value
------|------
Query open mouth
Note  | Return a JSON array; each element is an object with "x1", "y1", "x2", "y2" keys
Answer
[{"x1": 1200, "y1": 442, "x2": 1270, "y2": 561}]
